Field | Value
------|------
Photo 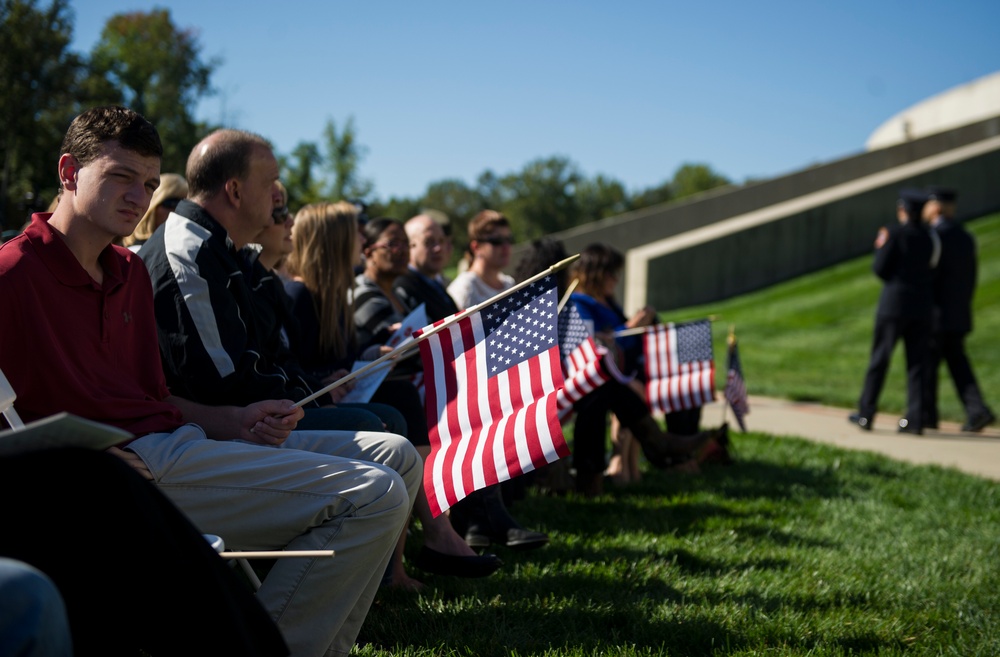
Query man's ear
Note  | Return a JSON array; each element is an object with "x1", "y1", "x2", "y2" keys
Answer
[
  {"x1": 225, "y1": 178, "x2": 241, "y2": 206},
  {"x1": 57, "y1": 154, "x2": 79, "y2": 192}
]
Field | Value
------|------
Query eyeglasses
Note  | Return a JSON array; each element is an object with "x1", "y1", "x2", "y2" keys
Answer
[
  {"x1": 478, "y1": 236, "x2": 514, "y2": 246},
  {"x1": 159, "y1": 197, "x2": 183, "y2": 210},
  {"x1": 272, "y1": 206, "x2": 291, "y2": 225},
  {"x1": 370, "y1": 239, "x2": 407, "y2": 252}
]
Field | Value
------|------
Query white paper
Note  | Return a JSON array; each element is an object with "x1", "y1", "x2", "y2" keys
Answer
[
  {"x1": 384, "y1": 303, "x2": 428, "y2": 350},
  {"x1": 338, "y1": 360, "x2": 393, "y2": 404},
  {"x1": 0, "y1": 413, "x2": 133, "y2": 457}
]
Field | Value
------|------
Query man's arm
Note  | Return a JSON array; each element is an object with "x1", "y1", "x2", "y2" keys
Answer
[{"x1": 166, "y1": 395, "x2": 303, "y2": 446}]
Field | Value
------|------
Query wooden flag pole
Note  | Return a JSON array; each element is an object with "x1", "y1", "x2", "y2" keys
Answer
[
  {"x1": 612, "y1": 314, "x2": 720, "y2": 338},
  {"x1": 557, "y1": 279, "x2": 578, "y2": 313},
  {"x1": 292, "y1": 253, "x2": 581, "y2": 408},
  {"x1": 721, "y1": 323, "x2": 736, "y2": 425},
  {"x1": 219, "y1": 550, "x2": 335, "y2": 559}
]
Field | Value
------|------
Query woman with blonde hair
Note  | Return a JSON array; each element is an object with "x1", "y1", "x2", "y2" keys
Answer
[
  {"x1": 284, "y1": 202, "x2": 502, "y2": 591},
  {"x1": 123, "y1": 173, "x2": 187, "y2": 251}
]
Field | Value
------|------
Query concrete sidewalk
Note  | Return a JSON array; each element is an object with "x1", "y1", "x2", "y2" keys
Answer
[{"x1": 727, "y1": 395, "x2": 1000, "y2": 482}]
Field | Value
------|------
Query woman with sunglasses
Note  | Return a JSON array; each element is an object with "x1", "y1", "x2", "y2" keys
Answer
[
  {"x1": 123, "y1": 173, "x2": 187, "y2": 252},
  {"x1": 446, "y1": 210, "x2": 516, "y2": 311},
  {"x1": 439, "y1": 210, "x2": 551, "y2": 553}
]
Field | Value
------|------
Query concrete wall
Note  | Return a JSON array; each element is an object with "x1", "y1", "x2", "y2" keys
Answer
[{"x1": 509, "y1": 115, "x2": 1000, "y2": 312}]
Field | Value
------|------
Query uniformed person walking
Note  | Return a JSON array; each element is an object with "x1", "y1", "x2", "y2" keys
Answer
[
  {"x1": 850, "y1": 188, "x2": 939, "y2": 434},
  {"x1": 921, "y1": 186, "x2": 995, "y2": 432}
]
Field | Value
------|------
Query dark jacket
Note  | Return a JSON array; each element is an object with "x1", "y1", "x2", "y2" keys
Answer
[
  {"x1": 932, "y1": 219, "x2": 976, "y2": 334},
  {"x1": 394, "y1": 267, "x2": 459, "y2": 322},
  {"x1": 872, "y1": 221, "x2": 935, "y2": 320},
  {"x1": 138, "y1": 200, "x2": 316, "y2": 406}
]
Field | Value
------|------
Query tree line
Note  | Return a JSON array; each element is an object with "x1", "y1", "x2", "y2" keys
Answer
[{"x1": 0, "y1": 0, "x2": 734, "y2": 245}]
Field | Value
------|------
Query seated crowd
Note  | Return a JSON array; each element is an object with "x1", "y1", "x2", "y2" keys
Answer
[{"x1": 0, "y1": 106, "x2": 729, "y2": 656}]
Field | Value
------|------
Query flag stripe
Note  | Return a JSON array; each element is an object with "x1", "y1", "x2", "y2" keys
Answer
[
  {"x1": 644, "y1": 320, "x2": 716, "y2": 414},
  {"x1": 418, "y1": 280, "x2": 570, "y2": 516}
]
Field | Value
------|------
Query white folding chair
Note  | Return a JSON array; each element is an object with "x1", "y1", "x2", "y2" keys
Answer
[{"x1": 2, "y1": 366, "x2": 333, "y2": 590}]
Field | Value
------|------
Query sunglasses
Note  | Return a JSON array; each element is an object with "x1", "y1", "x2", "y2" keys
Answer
[
  {"x1": 478, "y1": 236, "x2": 514, "y2": 246},
  {"x1": 159, "y1": 197, "x2": 183, "y2": 210},
  {"x1": 369, "y1": 239, "x2": 407, "y2": 252},
  {"x1": 271, "y1": 206, "x2": 291, "y2": 225}
]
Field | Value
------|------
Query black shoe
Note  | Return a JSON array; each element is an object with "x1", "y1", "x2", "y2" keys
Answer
[
  {"x1": 410, "y1": 546, "x2": 503, "y2": 578},
  {"x1": 962, "y1": 411, "x2": 996, "y2": 433},
  {"x1": 455, "y1": 486, "x2": 549, "y2": 551},
  {"x1": 466, "y1": 526, "x2": 550, "y2": 551},
  {"x1": 897, "y1": 418, "x2": 922, "y2": 435},
  {"x1": 848, "y1": 413, "x2": 872, "y2": 431}
]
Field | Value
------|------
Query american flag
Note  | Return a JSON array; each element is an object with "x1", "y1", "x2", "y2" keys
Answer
[
  {"x1": 555, "y1": 301, "x2": 611, "y2": 410},
  {"x1": 415, "y1": 276, "x2": 571, "y2": 516},
  {"x1": 725, "y1": 337, "x2": 749, "y2": 432},
  {"x1": 644, "y1": 319, "x2": 715, "y2": 415}
]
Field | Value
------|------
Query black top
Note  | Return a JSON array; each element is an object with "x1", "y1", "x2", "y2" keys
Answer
[
  {"x1": 932, "y1": 219, "x2": 977, "y2": 334},
  {"x1": 872, "y1": 220, "x2": 935, "y2": 320},
  {"x1": 393, "y1": 268, "x2": 459, "y2": 323}
]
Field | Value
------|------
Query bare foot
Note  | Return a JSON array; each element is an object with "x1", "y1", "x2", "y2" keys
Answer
[
  {"x1": 605, "y1": 454, "x2": 631, "y2": 485},
  {"x1": 386, "y1": 569, "x2": 427, "y2": 592}
]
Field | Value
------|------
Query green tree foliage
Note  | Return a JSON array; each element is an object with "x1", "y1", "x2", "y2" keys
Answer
[
  {"x1": 321, "y1": 116, "x2": 372, "y2": 202},
  {"x1": 631, "y1": 180, "x2": 673, "y2": 209},
  {"x1": 670, "y1": 162, "x2": 731, "y2": 199},
  {"x1": 574, "y1": 173, "x2": 632, "y2": 222},
  {"x1": 0, "y1": 0, "x2": 83, "y2": 228},
  {"x1": 278, "y1": 128, "x2": 733, "y2": 246},
  {"x1": 86, "y1": 8, "x2": 218, "y2": 174},
  {"x1": 281, "y1": 141, "x2": 323, "y2": 209},
  {"x1": 495, "y1": 156, "x2": 584, "y2": 240}
]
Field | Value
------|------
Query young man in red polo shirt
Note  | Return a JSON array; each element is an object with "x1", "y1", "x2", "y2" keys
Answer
[{"x1": 0, "y1": 106, "x2": 419, "y2": 657}]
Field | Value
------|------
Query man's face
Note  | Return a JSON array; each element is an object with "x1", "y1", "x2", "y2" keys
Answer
[
  {"x1": 409, "y1": 219, "x2": 448, "y2": 276},
  {"x1": 239, "y1": 145, "x2": 280, "y2": 244},
  {"x1": 68, "y1": 141, "x2": 160, "y2": 240}
]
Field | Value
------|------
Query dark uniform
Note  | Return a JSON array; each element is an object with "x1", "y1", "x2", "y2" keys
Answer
[
  {"x1": 922, "y1": 187, "x2": 995, "y2": 431},
  {"x1": 851, "y1": 189, "x2": 937, "y2": 434}
]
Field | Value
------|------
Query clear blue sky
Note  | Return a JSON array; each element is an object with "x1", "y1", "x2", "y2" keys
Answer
[{"x1": 71, "y1": 0, "x2": 1000, "y2": 202}]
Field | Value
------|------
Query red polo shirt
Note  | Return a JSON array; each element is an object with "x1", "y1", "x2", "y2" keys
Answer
[{"x1": 0, "y1": 214, "x2": 183, "y2": 440}]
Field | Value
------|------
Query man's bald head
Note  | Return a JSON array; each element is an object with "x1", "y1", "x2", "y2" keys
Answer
[
  {"x1": 186, "y1": 129, "x2": 272, "y2": 202},
  {"x1": 405, "y1": 214, "x2": 448, "y2": 276}
]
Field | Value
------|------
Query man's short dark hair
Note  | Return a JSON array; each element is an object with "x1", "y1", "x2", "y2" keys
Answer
[
  {"x1": 186, "y1": 129, "x2": 271, "y2": 198},
  {"x1": 60, "y1": 106, "x2": 162, "y2": 167}
]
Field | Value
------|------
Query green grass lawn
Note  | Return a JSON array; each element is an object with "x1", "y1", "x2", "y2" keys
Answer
[
  {"x1": 360, "y1": 215, "x2": 1000, "y2": 656},
  {"x1": 669, "y1": 212, "x2": 1000, "y2": 423},
  {"x1": 362, "y1": 435, "x2": 1000, "y2": 656}
]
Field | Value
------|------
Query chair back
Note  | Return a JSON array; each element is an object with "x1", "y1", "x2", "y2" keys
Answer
[{"x1": 0, "y1": 367, "x2": 25, "y2": 429}]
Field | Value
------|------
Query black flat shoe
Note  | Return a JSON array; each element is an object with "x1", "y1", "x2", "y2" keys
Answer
[
  {"x1": 962, "y1": 411, "x2": 996, "y2": 433},
  {"x1": 848, "y1": 413, "x2": 872, "y2": 431},
  {"x1": 411, "y1": 546, "x2": 503, "y2": 578},
  {"x1": 897, "y1": 418, "x2": 922, "y2": 435}
]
